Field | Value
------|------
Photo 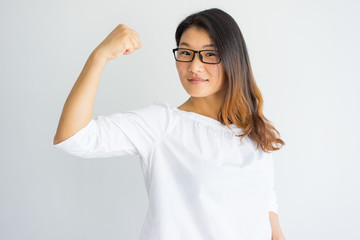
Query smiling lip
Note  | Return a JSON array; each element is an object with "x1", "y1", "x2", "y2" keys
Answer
[
  {"x1": 188, "y1": 78, "x2": 208, "y2": 81},
  {"x1": 188, "y1": 78, "x2": 208, "y2": 85}
]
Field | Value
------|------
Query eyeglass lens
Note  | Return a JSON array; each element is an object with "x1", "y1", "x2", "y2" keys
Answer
[{"x1": 175, "y1": 49, "x2": 220, "y2": 63}]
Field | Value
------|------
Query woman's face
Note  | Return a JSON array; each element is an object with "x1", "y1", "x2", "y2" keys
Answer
[{"x1": 175, "y1": 27, "x2": 225, "y2": 99}]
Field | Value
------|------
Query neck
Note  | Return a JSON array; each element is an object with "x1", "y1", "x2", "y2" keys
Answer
[{"x1": 187, "y1": 95, "x2": 223, "y2": 120}]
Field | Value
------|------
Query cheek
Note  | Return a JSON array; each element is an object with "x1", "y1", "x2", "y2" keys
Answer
[
  {"x1": 176, "y1": 62, "x2": 185, "y2": 75},
  {"x1": 207, "y1": 65, "x2": 222, "y2": 80}
]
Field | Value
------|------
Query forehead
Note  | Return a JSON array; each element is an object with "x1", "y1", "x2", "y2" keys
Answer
[{"x1": 179, "y1": 27, "x2": 214, "y2": 49}]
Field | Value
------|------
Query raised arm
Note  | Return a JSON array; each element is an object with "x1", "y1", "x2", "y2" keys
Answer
[{"x1": 53, "y1": 24, "x2": 142, "y2": 145}]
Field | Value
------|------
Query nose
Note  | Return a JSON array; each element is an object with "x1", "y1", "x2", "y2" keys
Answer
[{"x1": 188, "y1": 52, "x2": 205, "y2": 73}]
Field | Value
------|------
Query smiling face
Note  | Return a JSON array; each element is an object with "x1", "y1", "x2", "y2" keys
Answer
[{"x1": 175, "y1": 26, "x2": 226, "y2": 100}]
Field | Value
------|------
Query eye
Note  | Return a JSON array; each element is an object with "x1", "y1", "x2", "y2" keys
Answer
[
  {"x1": 204, "y1": 51, "x2": 219, "y2": 58},
  {"x1": 179, "y1": 50, "x2": 191, "y2": 55},
  {"x1": 205, "y1": 52, "x2": 216, "y2": 57}
]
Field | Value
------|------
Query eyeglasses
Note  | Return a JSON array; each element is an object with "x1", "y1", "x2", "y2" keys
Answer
[{"x1": 172, "y1": 48, "x2": 221, "y2": 64}]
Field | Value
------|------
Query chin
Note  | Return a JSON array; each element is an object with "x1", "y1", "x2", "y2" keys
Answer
[{"x1": 185, "y1": 90, "x2": 212, "y2": 98}]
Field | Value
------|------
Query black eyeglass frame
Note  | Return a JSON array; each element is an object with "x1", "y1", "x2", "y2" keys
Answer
[{"x1": 172, "y1": 48, "x2": 221, "y2": 64}]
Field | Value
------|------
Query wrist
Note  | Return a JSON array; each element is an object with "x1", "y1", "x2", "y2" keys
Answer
[{"x1": 91, "y1": 48, "x2": 110, "y2": 64}]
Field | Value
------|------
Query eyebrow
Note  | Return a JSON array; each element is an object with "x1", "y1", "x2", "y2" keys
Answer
[{"x1": 179, "y1": 42, "x2": 214, "y2": 48}]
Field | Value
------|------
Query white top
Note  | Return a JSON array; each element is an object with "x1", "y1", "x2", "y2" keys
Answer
[{"x1": 53, "y1": 99, "x2": 279, "y2": 240}]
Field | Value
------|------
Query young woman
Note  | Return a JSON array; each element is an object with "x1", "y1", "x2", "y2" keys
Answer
[{"x1": 54, "y1": 8, "x2": 286, "y2": 240}]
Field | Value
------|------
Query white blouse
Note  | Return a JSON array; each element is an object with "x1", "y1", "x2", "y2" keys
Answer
[{"x1": 53, "y1": 99, "x2": 279, "y2": 240}]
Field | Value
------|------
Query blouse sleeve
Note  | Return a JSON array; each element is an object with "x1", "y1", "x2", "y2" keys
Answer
[
  {"x1": 268, "y1": 153, "x2": 280, "y2": 215},
  {"x1": 53, "y1": 103, "x2": 168, "y2": 160}
]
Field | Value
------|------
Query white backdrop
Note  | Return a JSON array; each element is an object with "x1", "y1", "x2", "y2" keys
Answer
[{"x1": 1, "y1": 0, "x2": 359, "y2": 239}]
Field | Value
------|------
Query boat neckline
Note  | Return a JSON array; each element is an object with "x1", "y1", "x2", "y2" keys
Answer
[{"x1": 152, "y1": 99, "x2": 242, "y2": 131}]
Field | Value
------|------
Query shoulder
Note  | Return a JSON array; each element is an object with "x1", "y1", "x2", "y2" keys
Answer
[
  {"x1": 124, "y1": 99, "x2": 174, "y2": 120},
  {"x1": 116, "y1": 99, "x2": 177, "y2": 135}
]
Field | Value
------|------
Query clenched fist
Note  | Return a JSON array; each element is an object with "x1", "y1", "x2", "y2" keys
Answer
[{"x1": 93, "y1": 24, "x2": 142, "y2": 62}]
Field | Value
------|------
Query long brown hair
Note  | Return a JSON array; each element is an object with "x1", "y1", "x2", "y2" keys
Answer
[{"x1": 175, "y1": 8, "x2": 285, "y2": 153}]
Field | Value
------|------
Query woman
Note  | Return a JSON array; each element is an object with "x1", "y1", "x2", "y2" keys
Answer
[{"x1": 53, "y1": 8, "x2": 286, "y2": 240}]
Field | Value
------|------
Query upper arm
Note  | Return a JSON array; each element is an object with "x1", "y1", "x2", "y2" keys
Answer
[{"x1": 53, "y1": 104, "x2": 168, "y2": 160}]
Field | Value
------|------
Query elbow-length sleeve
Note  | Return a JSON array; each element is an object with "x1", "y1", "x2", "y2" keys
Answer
[
  {"x1": 53, "y1": 102, "x2": 169, "y2": 160},
  {"x1": 268, "y1": 153, "x2": 279, "y2": 215}
]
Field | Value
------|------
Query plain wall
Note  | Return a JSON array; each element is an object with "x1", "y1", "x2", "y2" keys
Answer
[{"x1": 1, "y1": 0, "x2": 359, "y2": 239}]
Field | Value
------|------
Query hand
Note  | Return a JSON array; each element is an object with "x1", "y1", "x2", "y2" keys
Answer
[{"x1": 92, "y1": 24, "x2": 142, "y2": 62}]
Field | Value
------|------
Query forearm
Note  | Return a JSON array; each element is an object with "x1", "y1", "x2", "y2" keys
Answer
[
  {"x1": 269, "y1": 211, "x2": 286, "y2": 240},
  {"x1": 53, "y1": 50, "x2": 107, "y2": 144}
]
